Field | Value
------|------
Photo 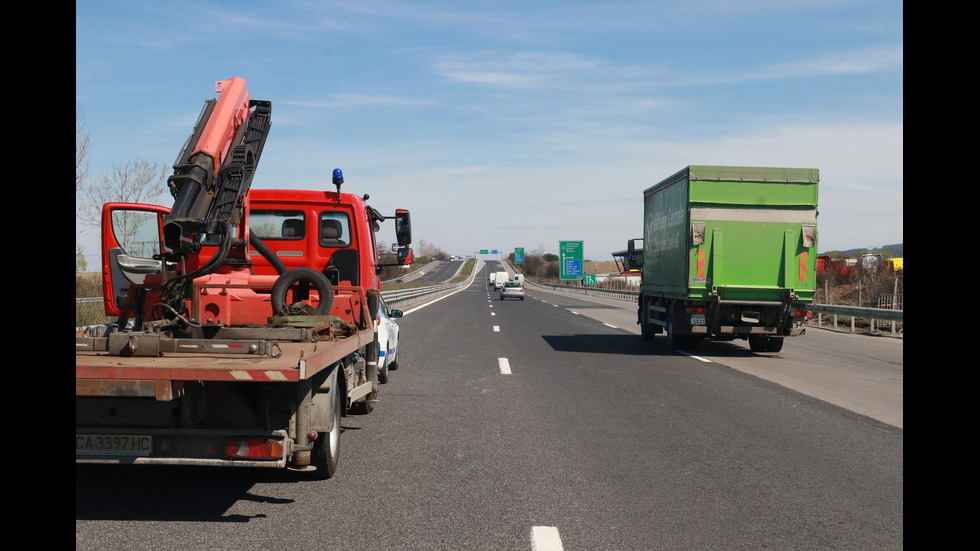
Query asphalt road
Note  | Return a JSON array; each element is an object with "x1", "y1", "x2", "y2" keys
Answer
[{"x1": 76, "y1": 263, "x2": 903, "y2": 550}]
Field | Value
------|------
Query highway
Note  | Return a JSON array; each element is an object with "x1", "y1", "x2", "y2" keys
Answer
[{"x1": 76, "y1": 260, "x2": 903, "y2": 550}]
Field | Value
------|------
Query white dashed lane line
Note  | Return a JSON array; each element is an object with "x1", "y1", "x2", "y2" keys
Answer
[
  {"x1": 498, "y1": 358, "x2": 512, "y2": 375},
  {"x1": 531, "y1": 526, "x2": 564, "y2": 550}
]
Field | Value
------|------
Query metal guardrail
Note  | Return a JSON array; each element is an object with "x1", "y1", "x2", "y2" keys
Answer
[
  {"x1": 381, "y1": 282, "x2": 462, "y2": 310},
  {"x1": 804, "y1": 303, "x2": 903, "y2": 322},
  {"x1": 520, "y1": 278, "x2": 904, "y2": 327},
  {"x1": 380, "y1": 260, "x2": 477, "y2": 310}
]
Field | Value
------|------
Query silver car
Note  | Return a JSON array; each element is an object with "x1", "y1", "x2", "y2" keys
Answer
[{"x1": 499, "y1": 281, "x2": 525, "y2": 301}]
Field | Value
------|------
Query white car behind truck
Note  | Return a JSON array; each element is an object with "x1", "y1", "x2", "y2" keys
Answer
[{"x1": 375, "y1": 294, "x2": 402, "y2": 384}]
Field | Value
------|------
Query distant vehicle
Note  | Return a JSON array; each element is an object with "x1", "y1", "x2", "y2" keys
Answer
[
  {"x1": 493, "y1": 271, "x2": 509, "y2": 290},
  {"x1": 633, "y1": 165, "x2": 817, "y2": 352},
  {"x1": 375, "y1": 295, "x2": 403, "y2": 384},
  {"x1": 513, "y1": 274, "x2": 525, "y2": 284},
  {"x1": 500, "y1": 281, "x2": 525, "y2": 301}
]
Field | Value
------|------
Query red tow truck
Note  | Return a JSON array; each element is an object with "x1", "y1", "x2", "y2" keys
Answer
[{"x1": 76, "y1": 77, "x2": 413, "y2": 478}]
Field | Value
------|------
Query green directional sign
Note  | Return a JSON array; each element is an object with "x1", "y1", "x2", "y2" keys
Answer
[
  {"x1": 480, "y1": 249, "x2": 488, "y2": 254},
  {"x1": 559, "y1": 240, "x2": 583, "y2": 280},
  {"x1": 583, "y1": 274, "x2": 596, "y2": 285},
  {"x1": 515, "y1": 247, "x2": 524, "y2": 264}
]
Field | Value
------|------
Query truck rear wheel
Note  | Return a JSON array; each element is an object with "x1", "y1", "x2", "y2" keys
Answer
[
  {"x1": 666, "y1": 303, "x2": 682, "y2": 351},
  {"x1": 765, "y1": 336, "x2": 784, "y2": 352},
  {"x1": 639, "y1": 298, "x2": 657, "y2": 340},
  {"x1": 310, "y1": 370, "x2": 342, "y2": 479},
  {"x1": 748, "y1": 334, "x2": 770, "y2": 352}
]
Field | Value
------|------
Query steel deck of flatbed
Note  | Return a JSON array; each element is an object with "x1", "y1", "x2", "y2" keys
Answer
[{"x1": 76, "y1": 329, "x2": 374, "y2": 384}]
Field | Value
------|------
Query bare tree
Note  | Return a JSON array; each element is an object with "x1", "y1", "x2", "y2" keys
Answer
[
  {"x1": 77, "y1": 116, "x2": 92, "y2": 270},
  {"x1": 77, "y1": 158, "x2": 169, "y2": 228},
  {"x1": 76, "y1": 116, "x2": 90, "y2": 192}
]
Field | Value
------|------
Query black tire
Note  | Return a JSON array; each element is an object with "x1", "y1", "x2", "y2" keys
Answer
[
  {"x1": 666, "y1": 302, "x2": 682, "y2": 351},
  {"x1": 271, "y1": 267, "x2": 334, "y2": 316},
  {"x1": 765, "y1": 336, "x2": 784, "y2": 352},
  {"x1": 309, "y1": 370, "x2": 341, "y2": 479},
  {"x1": 640, "y1": 298, "x2": 656, "y2": 340},
  {"x1": 748, "y1": 334, "x2": 769, "y2": 352}
]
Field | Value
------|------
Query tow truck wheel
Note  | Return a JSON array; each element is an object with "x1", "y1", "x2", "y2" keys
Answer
[
  {"x1": 271, "y1": 267, "x2": 335, "y2": 316},
  {"x1": 310, "y1": 370, "x2": 341, "y2": 479}
]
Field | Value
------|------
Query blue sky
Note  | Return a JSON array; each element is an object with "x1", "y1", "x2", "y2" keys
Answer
[{"x1": 76, "y1": 0, "x2": 903, "y2": 267}]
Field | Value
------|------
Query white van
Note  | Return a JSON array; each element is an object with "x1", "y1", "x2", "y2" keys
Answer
[{"x1": 493, "y1": 271, "x2": 509, "y2": 290}]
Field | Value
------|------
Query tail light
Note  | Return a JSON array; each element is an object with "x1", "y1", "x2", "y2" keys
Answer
[{"x1": 226, "y1": 439, "x2": 284, "y2": 459}]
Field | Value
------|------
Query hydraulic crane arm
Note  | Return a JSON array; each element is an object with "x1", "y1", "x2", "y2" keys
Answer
[{"x1": 163, "y1": 77, "x2": 271, "y2": 257}]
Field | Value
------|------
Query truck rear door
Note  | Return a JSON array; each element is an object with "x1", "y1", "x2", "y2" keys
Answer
[{"x1": 101, "y1": 203, "x2": 170, "y2": 316}]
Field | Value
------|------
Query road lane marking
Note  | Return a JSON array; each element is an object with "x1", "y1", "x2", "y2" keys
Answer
[
  {"x1": 679, "y1": 351, "x2": 713, "y2": 362},
  {"x1": 493, "y1": 326, "x2": 500, "y2": 332},
  {"x1": 531, "y1": 526, "x2": 563, "y2": 551},
  {"x1": 603, "y1": 322, "x2": 617, "y2": 328},
  {"x1": 498, "y1": 358, "x2": 511, "y2": 374}
]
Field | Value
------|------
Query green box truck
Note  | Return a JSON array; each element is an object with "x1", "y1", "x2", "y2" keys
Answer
[{"x1": 635, "y1": 165, "x2": 818, "y2": 352}]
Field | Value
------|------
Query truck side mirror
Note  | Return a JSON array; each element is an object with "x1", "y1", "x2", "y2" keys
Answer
[
  {"x1": 395, "y1": 209, "x2": 412, "y2": 247},
  {"x1": 397, "y1": 247, "x2": 413, "y2": 265}
]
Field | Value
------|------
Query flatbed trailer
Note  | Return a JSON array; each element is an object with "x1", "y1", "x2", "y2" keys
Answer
[{"x1": 76, "y1": 322, "x2": 376, "y2": 476}]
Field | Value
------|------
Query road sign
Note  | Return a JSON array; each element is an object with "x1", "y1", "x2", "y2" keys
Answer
[
  {"x1": 480, "y1": 249, "x2": 488, "y2": 254},
  {"x1": 559, "y1": 241, "x2": 583, "y2": 280},
  {"x1": 583, "y1": 274, "x2": 596, "y2": 285},
  {"x1": 515, "y1": 247, "x2": 524, "y2": 264}
]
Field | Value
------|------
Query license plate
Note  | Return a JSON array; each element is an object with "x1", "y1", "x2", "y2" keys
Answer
[
  {"x1": 76, "y1": 434, "x2": 153, "y2": 456},
  {"x1": 690, "y1": 314, "x2": 706, "y2": 325}
]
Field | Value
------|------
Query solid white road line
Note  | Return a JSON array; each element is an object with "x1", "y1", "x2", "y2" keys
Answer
[
  {"x1": 531, "y1": 526, "x2": 564, "y2": 551},
  {"x1": 679, "y1": 350, "x2": 713, "y2": 362},
  {"x1": 498, "y1": 358, "x2": 511, "y2": 375}
]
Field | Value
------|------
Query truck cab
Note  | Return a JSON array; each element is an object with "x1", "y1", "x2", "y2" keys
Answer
[{"x1": 101, "y1": 183, "x2": 412, "y2": 330}]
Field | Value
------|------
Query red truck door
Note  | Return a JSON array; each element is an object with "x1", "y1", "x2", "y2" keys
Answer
[{"x1": 100, "y1": 203, "x2": 170, "y2": 317}]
